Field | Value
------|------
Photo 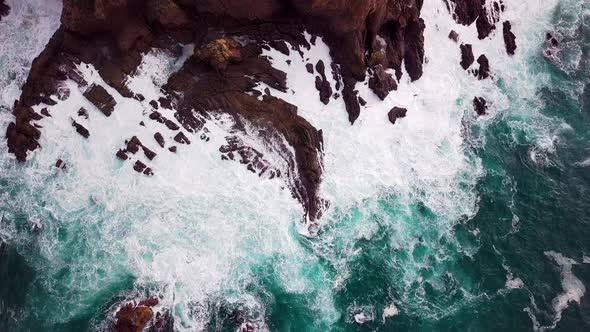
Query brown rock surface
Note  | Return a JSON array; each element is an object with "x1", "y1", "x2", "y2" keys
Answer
[
  {"x1": 115, "y1": 302, "x2": 154, "y2": 332},
  {"x1": 83, "y1": 85, "x2": 116, "y2": 117},
  {"x1": 388, "y1": 107, "x2": 407, "y2": 125}
]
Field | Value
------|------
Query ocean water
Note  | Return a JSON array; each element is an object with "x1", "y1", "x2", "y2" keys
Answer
[{"x1": 0, "y1": 0, "x2": 590, "y2": 331}]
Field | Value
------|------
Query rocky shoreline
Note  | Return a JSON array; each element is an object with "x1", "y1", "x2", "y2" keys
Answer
[
  {"x1": 5, "y1": 0, "x2": 428, "y2": 224},
  {"x1": 3, "y1": 1, "x2": 519, "y2": 330}
]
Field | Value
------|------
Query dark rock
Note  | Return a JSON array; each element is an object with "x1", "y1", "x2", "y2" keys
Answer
[
  {"x1": 77, "y1": 107, "x2": 88, "y2": 119},
  {"x1": 40, "y1": 108, "x2": 51, "y2": 117},
  {"x1": 133, "y1": 160, "x2": 147, "y2": 173},
  {"x1": 158, "y1": 97, "x2": 172, "y2": 109},
  {"x1": 126, "y1": 136, "x2": 142, "y2": 154},
  {"x1": 305, "y1": 63, "x2": 314, "y2": 74},
  {"x1": 55, "y1": 159, "x2": 66, "y2": 169},
  {"x1": 449, "y1": 30, "x2": 459, "y2": 43},
  {"x1": 503, "y1": 21, "x2": 517, "y2": 55},
  {"x1": 115, "y1": 302, "x2": 153, "y2": 332},
  {"x1": 460, "y1": 44, "x2": 475, "y2": 70},
  {"x1": 446, "y1": 0, "x2": 500, "y2": 39},
  {"x1": 154, "y1": 132, "x2": 165, "y2": 147},
  {"x1": 83, "y1": 85, "x2": 116, "y2": 117},
  {"x1": 388, "y1": 107, "x2": 407, "y2": 125},
  {"x1": 0, "y1": 0, "x2": 9, "y2": 21},
  {"x1": 116, "y1": 149, "x2": 128, "y2": 160},
  {"x1": 134, "y1": 94, "x2": 145, "y2": 102},
  {"x1": 142, "y1": 146, "x2": 156, "y2": 160},
  {"x1": 143, "y1": 167, "x2": 154, "y2": 176},
  {"x1": 476, "y1": 54, "x2": 490, "y2": 79},
  {"x1": 343, "y1": 85, "x2": 361, "y2": 124},
  {"x1": 314, "y1": 60, "x2": 332, "y2": 105},
  {"x1": 72, "y1": 121, "x2": 89, "y2": 138},
  {"x1": 369, "y1": 65, "x2": 397, "y2": 100},
  {"x1": 358, "y1": 97, "x2": 367, "y2": 106},
  {"x1": 270, "y1": 40, "x2": 289, "y2": 55},
  {"x1": 473, "y1": 96, "x2": 488, "y2": 115},
  {"x1": 149, "y1": 100, "x2": 159, "y2": 109},
  {"x1": 168, "y1": 146, "x2": 177, "y2": 153},
  {"x1": 164, "y1": 119, "x2": 179, "y2": 131},
  {"x1": 174, "y1": 132, "x2": 190, "y2": 145},
  {"x1": 139, "y1": 121, "x2": 145, "y2": 126}
]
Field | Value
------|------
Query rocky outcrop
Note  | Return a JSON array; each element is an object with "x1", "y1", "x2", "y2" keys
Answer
[
  {"x1": 460, "y1": 44, "x2": 474, "y2": 70},
  {"x1": 388, "y1": 107, "x2": 407, "y2": 125},
  {"x1": 473, "y1": 97, "x2": 488, "y2": 115},
  {"x1": 115, "y1": 298, "x2": 160, "y2": 332},
  {"x1": 446, "y1": 0, "x2": 504, "y2": 39},
  {"x1": 84, "y1": 85, "x2": 116, "y2": 117},
  {"x1": 5, "y1": 0, "x2": 427, "y2": 223},
  {"x1": 475, "y1": 54, "x2": 490, "y2": 79},
  {"x1": 503, "y1": 21, "x2": 517, "y2": 55},
  {"x1": 369, "y1": 65, "x2": 397, "y2": 100}
]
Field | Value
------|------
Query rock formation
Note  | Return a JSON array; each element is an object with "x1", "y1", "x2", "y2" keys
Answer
[{"x1": 5, "y1": 0, "x2": 427, "y2": 225}]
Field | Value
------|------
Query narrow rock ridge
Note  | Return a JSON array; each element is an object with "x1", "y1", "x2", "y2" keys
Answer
[{"x1": 5, "y1": 0, "x2": 426, "y2": 224}]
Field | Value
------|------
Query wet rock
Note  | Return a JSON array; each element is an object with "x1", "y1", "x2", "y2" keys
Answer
[
  {"x1": 446, "y1": 0, "x2": 501, "y2": 39},
  {"x1": 343, "y1": 85, "x2": 361, "y2": 124},
  {"x1": 126, "y1": 136, "x2": 142, "y2": 154},
  {"x1": 460, "y1": 44, "x2": 475, "y2": 70},
  {"x1": 115, "y1": 302, "x2": 153, "y2": 332},
  {"x1": 72, "y1": 121, "x2": 89, "y2": 138},
  {"x1": 174, "y1": 132, "x2": 190, "y2": 145},
  {"x1": 449, "y1": 30, "x2": 459, "y2": 43},
  {"x1": 154, "y1": 132, "x2": 165, "y2": 148},
  {"x1": 476, "y1": 54, "x2": 490, "y2": 80},
  {"x1": 83, "y1": 84, "x2": 116, "y2": 117},
  {"x1": 133, "y1": 160, "x2": 147, "y2": 173},
  {"x1": 77, "y1": 107, "x2": 88, "y2": 119},
  {"x1": 40, "y1": 108, "x2": 51, "y2": 117},
  {"x1": 116, "y1": 149, "x2": 128, "y2": 160},
  {"x1": 55, "y1": 159, "x2": 66, "y2": 169},
  {"x1": 164, "y1": 119, "x2": 179, "y2": 131},
  {"x1": 142, "y1": 146, "x2": 157, "y2": 160},
  {"x1": 473, "y1": 96, "x2": 488, "y2": 115},
  {"x1": 0, "y1": 0, "x2": 9, "y2": 21},
  {"x1": 388, "y1": 107, "x2": 407, "y2": 125},
  {"x1": 503, "y1": 21, "x2": 517, "y2": 55},
  {"x1": 314, "y1": 60, "x2": 332, "y2": 104},
  {"x1": 369, "y1": 65, "x2": 397, "y2": 100}
]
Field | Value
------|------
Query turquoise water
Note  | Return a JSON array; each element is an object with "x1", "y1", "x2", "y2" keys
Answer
[{"x1": 1, "y1": 0, "x2": 590, "y2": 331}]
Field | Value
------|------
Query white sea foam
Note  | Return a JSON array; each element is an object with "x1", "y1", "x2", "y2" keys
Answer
[
  {"x1": 0, "y1": 0, "x2": 62, "y2": 108},
  {"x1": 529, "y1": 251, "x2": 587, "y2": 331}
]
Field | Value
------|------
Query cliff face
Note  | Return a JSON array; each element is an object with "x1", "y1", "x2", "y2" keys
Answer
[{"x1": 6, "y1": 0, "x2": 425, "y2": 225}]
